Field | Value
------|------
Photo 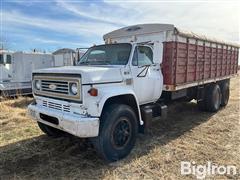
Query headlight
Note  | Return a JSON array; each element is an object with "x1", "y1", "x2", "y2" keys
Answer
[
  {"x1": 34, "y1": 80, "x2": 41, "y2": 90},
  {"x1": 70, "y1": 83, "x2": 78, "y2": 95}
]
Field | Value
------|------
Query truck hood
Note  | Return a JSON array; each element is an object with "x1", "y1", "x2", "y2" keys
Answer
[{"x1": 34, "y1": 66, "x2": 123, "y2": 84}]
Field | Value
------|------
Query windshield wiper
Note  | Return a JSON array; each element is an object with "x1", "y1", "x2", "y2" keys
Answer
[
  {"x1": 79, "y1": 60, "x2": 112, "y2": 66},
  {"x1": 86, "y1": 61, "x2": 111, "y2": 65},
  {"x1": 79, "y1": 61, "x2": 90, "y2": 65},
  {"x1": 95, "y1": 61, "x2": 111, "y2": 65}
]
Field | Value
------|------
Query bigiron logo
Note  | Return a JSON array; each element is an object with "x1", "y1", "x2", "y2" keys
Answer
[{"x1": 180, "y1": 161, "x2": 238, "y2": 179}]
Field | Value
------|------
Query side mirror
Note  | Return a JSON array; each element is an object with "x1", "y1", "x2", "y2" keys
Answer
[{"x1": 153, "y1": 41, "x2": 163, "y2": 64}]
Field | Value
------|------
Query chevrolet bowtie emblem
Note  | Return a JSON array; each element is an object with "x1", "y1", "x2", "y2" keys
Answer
[{"x1": 49, "y1": 84, "x2": 57, "y2": 90}]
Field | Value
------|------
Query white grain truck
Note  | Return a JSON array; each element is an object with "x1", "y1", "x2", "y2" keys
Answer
[{"x1": 28, "y1": 24, "x2": 239, "y2": 161}]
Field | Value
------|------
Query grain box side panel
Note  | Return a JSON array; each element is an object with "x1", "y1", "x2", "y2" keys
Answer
[
  {"x1": 162, "y1": 42, "x2": 175, "y2": 85},
  {"x1": 162, "y1": 39, "x2": 239, "y2": 91}
]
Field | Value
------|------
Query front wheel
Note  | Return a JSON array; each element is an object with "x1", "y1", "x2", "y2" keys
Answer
[{"x1": 91, "y1": 104, "x2": 138, "y2": 162}]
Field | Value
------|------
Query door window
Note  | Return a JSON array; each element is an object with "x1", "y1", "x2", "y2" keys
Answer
[{"x1": 132, "y1": 46, "x2": 153, "y2": 66}]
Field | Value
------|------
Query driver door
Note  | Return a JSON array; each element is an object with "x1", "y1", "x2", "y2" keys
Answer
[{"x1": 130, "y1": 45, "x2": 162, "y2": 105}]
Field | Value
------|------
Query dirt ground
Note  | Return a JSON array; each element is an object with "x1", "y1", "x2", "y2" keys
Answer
[{"x1": 0, "y1": 76, "x2": 239, "y2": 180}]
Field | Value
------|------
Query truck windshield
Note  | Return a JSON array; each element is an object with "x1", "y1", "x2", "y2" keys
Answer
[{"x1": 78, "y1": 43, "x2": 131, "y2": 65}]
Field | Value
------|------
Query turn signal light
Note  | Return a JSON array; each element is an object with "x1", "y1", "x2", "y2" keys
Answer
[{"x1": 88, "y1": 87, "x2": 98, "y2": 96}]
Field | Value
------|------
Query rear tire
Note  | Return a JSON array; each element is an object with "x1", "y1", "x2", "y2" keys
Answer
[
  {"x1": 37, "y1": 122, "x2": 65, "y2": 137},
  {"x1": 197, "y1": 86, "x2": 209, "y2": 111},
  {"x1": 205, "y1": 84, "x2": 221, "y2": 112},
  {"x1": 91, "y1": 104, "x2": 138, "y2": 162},
  {"x1": 220, "y1": 80, "x2": 230, "y2": 106}
]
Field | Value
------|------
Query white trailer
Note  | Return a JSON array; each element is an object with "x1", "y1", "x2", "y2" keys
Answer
[
  {"x1": 53, "y1": 48, "x2": 86, "y2": 66},
  {"x1": 53, "y1": 48, "x2": 76, "y2": 66},
  {"x1": 0, "y1": 48, "x2": 86, "y2": 96},
  {"x1": 0, "y1": 50, "x2": 54, "y2": 96}
]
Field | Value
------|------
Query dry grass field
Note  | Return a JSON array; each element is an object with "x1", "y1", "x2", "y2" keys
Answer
[{"x1": 0, "y1": 76, "x2": 239, "y2": 179}]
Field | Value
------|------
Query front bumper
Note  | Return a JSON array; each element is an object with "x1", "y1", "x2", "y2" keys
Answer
[{"x1": 28, "y1": 104, "x2": 99, "y2": 138}]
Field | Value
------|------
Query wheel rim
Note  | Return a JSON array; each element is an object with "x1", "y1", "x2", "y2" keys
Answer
[{"x1": 111, "y1": 117, "x2": 132, "y2": 149}]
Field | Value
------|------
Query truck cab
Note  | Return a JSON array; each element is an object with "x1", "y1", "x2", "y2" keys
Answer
[{"x1": 28, "y1": 35, "x2": 167, "y2": 162}]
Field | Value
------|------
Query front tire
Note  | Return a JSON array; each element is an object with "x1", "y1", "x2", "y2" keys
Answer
[
  {"x1": 91, "y1": 104, "x2": 138, "y2": 162},
  {"x1": 37, "y1": 122, "x2": 65, "y2": 137}
]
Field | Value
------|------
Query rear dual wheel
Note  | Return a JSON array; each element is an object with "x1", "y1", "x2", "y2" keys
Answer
[
  {"x1": 197, "y1": 81, "x2": 230, "y2": 112},
  {"x1": 205, "y1": 84, "x2": 221, "y2": 112},
  {"x1": 220, "y1": 80, "x2": 230, "y2": 107}
]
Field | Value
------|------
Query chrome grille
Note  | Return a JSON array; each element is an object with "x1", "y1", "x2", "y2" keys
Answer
[
  {"x1": 42, "y1": 100, "x2": 70, "y2": 112},
  {"x1": 41, "y1": 80, "x2": 69, "y2": 94},
  {"x1": 33, "y1": 74, "x2": 81, "y2": 101}
]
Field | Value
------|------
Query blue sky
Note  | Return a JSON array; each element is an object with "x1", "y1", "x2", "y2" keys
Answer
[{"x1": 1, "y1": 0, "x2": 239, "y2": 52}]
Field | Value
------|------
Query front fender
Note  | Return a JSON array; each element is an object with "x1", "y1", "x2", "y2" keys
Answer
[{"x1": 84, "y1": 85, "x2": 143, "y2": 125}]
